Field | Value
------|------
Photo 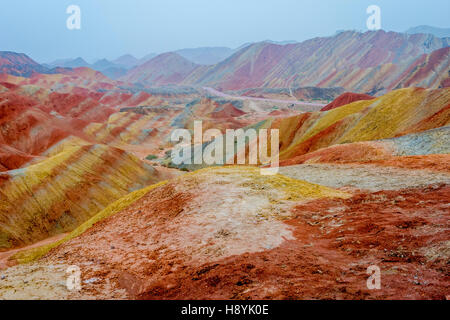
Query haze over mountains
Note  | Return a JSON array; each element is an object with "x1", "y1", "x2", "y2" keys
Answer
[
  {"x1": 406, "y1": 25, "x2": 450, "y2": 38},
  {"x1": 27, "y1": 26, "x2": 448, "y2": 96},
  {"x1": 44, "y1": 47, "x2": 239, "y2": 79}
]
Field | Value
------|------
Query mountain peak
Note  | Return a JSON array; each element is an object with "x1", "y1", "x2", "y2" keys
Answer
[
  {"x1": 0, "y1": 51, "x2": 49, "y2": 77},
  {"x1": 113, "y1": 54, "x2": 139, "y2": 69}
]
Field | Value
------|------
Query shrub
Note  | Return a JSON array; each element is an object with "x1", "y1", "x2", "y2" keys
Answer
[{"x1": 146, "y1": 154, "x2": 158, "y2": 160}]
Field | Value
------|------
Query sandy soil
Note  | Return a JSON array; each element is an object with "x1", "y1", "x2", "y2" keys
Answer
[
  {"x1": 0, "y1": 261, "x2": 128, "y2": 300},
  {"x1": 279, "y1": 164, "x2": 450, "y2": 191}
]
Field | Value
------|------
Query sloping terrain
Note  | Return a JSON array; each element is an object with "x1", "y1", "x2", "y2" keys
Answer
[
  {"x1": 278, "y1": 126, "x2": 450, "y2": 167},
  {"x1": 172, "y1": 97, "x2": 248, "y2": 132},
  {"x1": 2, "y1": 166, "x2": 449, "y2": 300},
  {"x1": 0, "y1": 83, "x2": 173, "y2": 167},
  {"x1": 3, "y1": 167, "x2": 350, "y2": 298},
  {"x1": 268, "y1": 87, "x2": 450, "y2": 161},
  {"x1": 0, "y1": 144, "x2": 161, "y2": 249},
  {"x1": 406, "y1": 25, "x2": 450, "y2": 38},
  {"x1": 321, "y1": 92, "x2": 374, "y2": 111},
  {"x1": 167, "y1": 87, "x2": 450, "y2": 171},
  {"x1": 175, "y1": 47, "x2": 235, "y2": 65}
]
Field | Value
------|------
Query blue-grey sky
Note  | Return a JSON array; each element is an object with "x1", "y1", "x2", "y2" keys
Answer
[{"x1": 1, "y1": 0, "x2": 449, "y2": 63}]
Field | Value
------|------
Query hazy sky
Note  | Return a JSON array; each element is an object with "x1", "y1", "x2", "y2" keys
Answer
[{"x1": 1, "y1": 0, "x2": 449, "y2": 63}]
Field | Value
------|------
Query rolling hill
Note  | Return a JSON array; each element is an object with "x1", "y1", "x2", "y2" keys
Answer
[{"x1": 122, "y1": 52, "x2": 203, "y2": 86}]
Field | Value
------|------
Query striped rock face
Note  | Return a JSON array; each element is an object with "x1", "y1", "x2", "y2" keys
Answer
[
  {"x1": 123, "y1": 31, "x2": 450, "y2": 95},
  {"x1": 0, "y1": 144, "x2": 160, "y2": 249},
  {"x1": 167, "y1": 87, "x2": 450, "y2": 171},
  {"x1": 264, "y1": 87, "x2": 450, "y2": 162},
  {"x1": 0, "y1": 78, "x2": 184, "y2": 250}
]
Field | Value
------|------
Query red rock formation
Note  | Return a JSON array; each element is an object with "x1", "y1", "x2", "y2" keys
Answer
[{"x1": 321, "y1": 92, "x2": 375, "y2": 111}]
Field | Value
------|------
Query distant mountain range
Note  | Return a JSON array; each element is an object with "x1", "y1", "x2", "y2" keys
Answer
[
  {"x1": 43, "y1": 46, "x2": 236, "y2": 79},
  {"x1": 406, "y1": 25, "x2": 450, "y2": 38},
  {"x1": 121, "y1": 30, "x2": 450, "y2": 95},
  {"x1": 123, "y1": 52, "x2": 200, "y2": 86},
  {"x1": 43, "y1": 43, "x2": 299, "y2": 78},
  {"x1": 44, "y1": 57, "x2": 128, "y2": 79},
  {"x1": 2, "y1": 29, "x2": 449, "y2": 95}
]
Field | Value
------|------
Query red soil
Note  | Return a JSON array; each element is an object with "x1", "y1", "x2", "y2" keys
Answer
[
  {"x1": 211, "y1": 103, "x2": 246, "y2": 118},
  {"x1": 44, "y1": 183, "x2": 449, "y2": 300},
  {"x1": 399, "y1": 103, "x2": 450, "y2": 135},
  {"x1": 442, "y1": 78, "x2": 450, "y2": 88},
  {"x1": 0, "y1": 144, "x2": 37, "y2": 171},
  {"x1": 279, "y1": 115, "x2": 358, "y2": 160},
  {"x1": 269, "y1": 110, "x2": 284, "y2": 116},
  {"x1": 279, "y1": 140, "x2": 450, "y2": 173},
  {"x1": 0, "y1": 92, "x2": 38, "y2": 124},
  {"x1": 402, "y1": 47, "x2": 450, "y2": 87},
  {"x1": 29, "y1": 162, "x2": 449, "y2": 302},
  {"x1": 354, "y1": 154, "x2": 450, "y2": 173},
  {"x1": 278, "y1": 142, "x2": 391, "y2": 167},
  {"x1": 135, "y1": 185, "x2": 449, "y2": 300},
  {"x1": 321, "y1": 92, "x2": 375, "y2": 111},
  {"x1": 0, "y1": 82, "x2": 18, "y2": 90}
]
